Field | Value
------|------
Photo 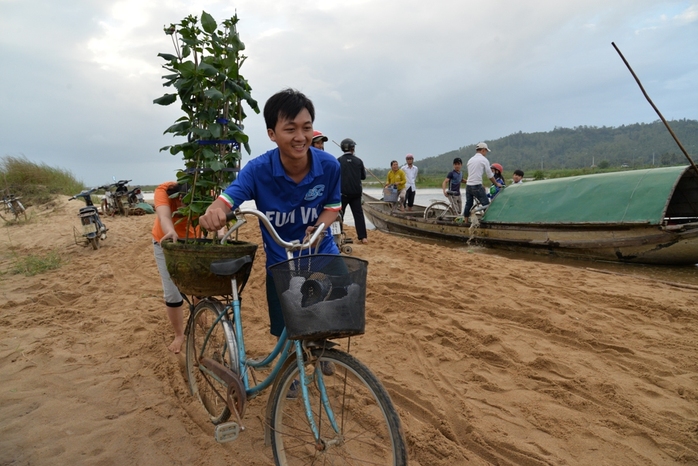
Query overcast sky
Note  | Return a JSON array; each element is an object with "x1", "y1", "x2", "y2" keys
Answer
[{"x1": 1, "y1": 0, "x2": 696, "y2": 186}]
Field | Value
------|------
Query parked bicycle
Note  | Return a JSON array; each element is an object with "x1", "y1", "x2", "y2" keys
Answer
[
  {"x1": 69, "y1": 187, "x2": 108, "y2": 250},
  {"x1": 424, "y1": 195, "x2": 488, "y2": 223},
  {"x1": 182, "y1": 207, "x2": 407, "y2": 464},
  {"x1": 0, "y1": 194, "x2": 27, "y2": 222}
]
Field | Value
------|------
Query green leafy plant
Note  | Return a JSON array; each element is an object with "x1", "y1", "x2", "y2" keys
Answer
[{"x1": 154, "y1": 11, "x2": 260, "y2": 233}]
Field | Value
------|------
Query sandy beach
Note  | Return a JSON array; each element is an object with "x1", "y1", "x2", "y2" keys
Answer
[{"x1": 1, "y1": 196, "x2": 697, "y2": 465}]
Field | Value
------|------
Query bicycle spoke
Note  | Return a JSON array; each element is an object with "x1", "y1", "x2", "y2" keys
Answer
[{"x1": 270, "y1": 349, "x2": 406, "y2": 465}]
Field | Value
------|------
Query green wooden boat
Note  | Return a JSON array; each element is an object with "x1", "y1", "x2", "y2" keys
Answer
[{"x1": 362, "y1": 166, "x2": 698, "y2": 265}]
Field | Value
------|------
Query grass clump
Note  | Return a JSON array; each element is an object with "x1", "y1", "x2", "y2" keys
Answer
[
  {"x1": 11, "y1": 250, "x2": 63, "y2": 276},
  {"x1": 0, "y1": 155, "x2": 85, "y2": 205}
]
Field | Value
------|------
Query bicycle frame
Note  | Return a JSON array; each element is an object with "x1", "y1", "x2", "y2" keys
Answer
[{"x1": 193, "y1": 207, "x2": 341, "y2": 442}]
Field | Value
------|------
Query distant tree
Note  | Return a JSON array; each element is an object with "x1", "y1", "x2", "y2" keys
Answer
[
  {"x1": 533, "y1": 170, "x2": 545, "y2": 180},
  {"x1": 598, "y1": 160, "x2": 610, "y2": 169},
  {"x1": 403, "y1": 119, "x2": 698, "y2": 176}
]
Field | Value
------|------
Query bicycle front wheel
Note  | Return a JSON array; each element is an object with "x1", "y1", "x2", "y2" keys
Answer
[
  {"x1": 185, "y1": 300, "x2": 237, "y2": 424},
  {"x1": 270, "y1": 348, "x2": 407, "y2": 465},
  {"x1": 424, "y1": 201, "x2": 450, "y2": 221}
]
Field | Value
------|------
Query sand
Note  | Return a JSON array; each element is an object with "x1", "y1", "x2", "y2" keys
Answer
[{"x1": 1, "y1": 196, "x2": 697, "y2": 465}]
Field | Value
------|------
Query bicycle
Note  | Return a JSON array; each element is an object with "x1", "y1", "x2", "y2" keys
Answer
[
  {"x1": 0, "y1": 194, "x2": 27, "y2": 222},
  {"x1": 423, "y1": 193, "x2": 461, "y2": 221},
  {"x1": 424, "y1": 194, "x2": 489, "y2": 223},
  {"x1": 182, "y1": 207, "x2": 407, "y2": 465}
]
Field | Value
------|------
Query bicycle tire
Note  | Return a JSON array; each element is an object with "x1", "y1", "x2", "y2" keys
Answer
[
  {"x1": 269, "y1": 348, "x2": 407, "y2": 465},
  {"x1": 423, "y1": 201, "x2": 451, "y2": 221},
  {"x1": 14, "y1": 201, "x2": 27, "y2": 221},
  {"x1": 185, "y1": 300, "x2": 238, "y2": 424},
  {"x1": 116, "y1": 198, "x2": 126, "y2": 216}
]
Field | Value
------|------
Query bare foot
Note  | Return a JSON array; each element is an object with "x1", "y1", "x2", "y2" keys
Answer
[
  {"x1": 360, "y1": 238, "x2": 369, "y2": 244},
  {"x1": 168, "y1": 335, "x2": 184, "y2": 354}
]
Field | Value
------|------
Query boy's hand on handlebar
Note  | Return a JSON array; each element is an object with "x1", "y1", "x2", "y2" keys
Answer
[{"x1": 200, "y1": 208, "x2": 228, "y2": 231}]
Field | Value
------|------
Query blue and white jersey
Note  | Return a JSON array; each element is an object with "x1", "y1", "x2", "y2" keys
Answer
[{"x1": 219, "y1": 147, "x2": 342, "y2": 269}]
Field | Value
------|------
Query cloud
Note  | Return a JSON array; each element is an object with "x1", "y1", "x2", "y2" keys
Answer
[{"x1": 0, "y1": 0, "x2": 696, "y2": 185}]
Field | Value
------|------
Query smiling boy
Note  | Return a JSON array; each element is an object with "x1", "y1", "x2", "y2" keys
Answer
[{"x1": 200, "y1": 88, "x2": 341, "y2": 337}]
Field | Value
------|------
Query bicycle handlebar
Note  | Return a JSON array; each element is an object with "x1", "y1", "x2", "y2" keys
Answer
[
  {"x1": 69, "y1": 187, "x2": 99, "y2": 200},
  {"x1": 220, "y1": 207, "x2": 326, "y2": 256}
]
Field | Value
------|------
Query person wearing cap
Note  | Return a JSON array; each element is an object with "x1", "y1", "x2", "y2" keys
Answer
[
  {"x1": 338, "y1": 138, "x2": 369, "y2": 244},
  {"x1": 401, "y1": 154, "x2": 418, "y2": 211},
  {"x1": 463, "y1": 142, "x2": 502, "y2": 223},
  {"x1": 442, "y1": 157, "x2": 464, "y2": 215},
  {"x1": 312, "y1": 130, "x2": 328, "y2": 150}
]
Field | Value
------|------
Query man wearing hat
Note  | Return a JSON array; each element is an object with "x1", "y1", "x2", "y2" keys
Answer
[
  {"x1": 312, "y1": 130, "x2": 328, "y2": 150},
  {"x1": 463, "y1": 142, "x2": 502, "y2": 224}
]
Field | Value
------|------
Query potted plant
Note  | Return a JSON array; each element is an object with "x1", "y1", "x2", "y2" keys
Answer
[{"x1": 153, "y1": 11, "x2": 260, "y2": 296}]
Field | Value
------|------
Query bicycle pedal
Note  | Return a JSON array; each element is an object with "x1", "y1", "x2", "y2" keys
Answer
[{"x1": 214, "y1": 421, "x2": 240, "y2": 443}]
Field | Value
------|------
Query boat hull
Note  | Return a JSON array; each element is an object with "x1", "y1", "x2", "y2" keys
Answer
[{"x1": 362, "y1": 194, "x2": 698, "y2": 265}]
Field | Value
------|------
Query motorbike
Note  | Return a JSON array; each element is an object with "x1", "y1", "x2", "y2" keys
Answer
[
  {"x1": 70, "y1": 187, "x2": 108, "y2": 250},
  {"x1": 126, "y1": 185, "x2": 144, "y2": 207},
  {"x1": 100, "y1": 179, "x2": 131, "y2": 216}
]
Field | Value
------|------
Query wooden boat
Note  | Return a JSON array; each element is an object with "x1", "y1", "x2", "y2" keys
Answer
[{"x1": 362, "y1": 166, "x2": 698, "y2": 265}]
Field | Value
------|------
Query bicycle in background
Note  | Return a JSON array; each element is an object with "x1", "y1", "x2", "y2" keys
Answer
[
  {"x1": 181, "y1": 207, "x2": 407, "y2": 465},
  {"x1": 0, "y1": 194, "x2": 27, "y2": 222}
]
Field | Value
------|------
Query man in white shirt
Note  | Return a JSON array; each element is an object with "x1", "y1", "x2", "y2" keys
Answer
[
  {"x1": 463, "y1": 142, "x2": 502, "y2": 223},
  {"x1": 401, "y1": 154, "x2": 419, "y2": 211}
]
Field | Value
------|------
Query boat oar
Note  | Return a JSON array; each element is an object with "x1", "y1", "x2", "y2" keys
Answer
[
  {"x1": 332, "y1": 139, "x2": 386, "y2": 185},
  {"x1": 612, "y1": 42, "x2": 698, "y2": 174}
]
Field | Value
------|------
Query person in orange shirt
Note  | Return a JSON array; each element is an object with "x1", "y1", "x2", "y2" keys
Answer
[{"x1": 151, "y1": 181, "x2": 199, "y2": 354}]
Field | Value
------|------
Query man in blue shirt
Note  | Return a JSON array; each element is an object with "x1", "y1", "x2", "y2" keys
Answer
[{"x1": 200, "y1": 89, "x2": 341, "y2": 337}]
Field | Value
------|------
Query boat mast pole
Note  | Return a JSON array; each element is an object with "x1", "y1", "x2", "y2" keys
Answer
[{"x1": 612, "y1": 42, "x2": 698, "y2": 174}]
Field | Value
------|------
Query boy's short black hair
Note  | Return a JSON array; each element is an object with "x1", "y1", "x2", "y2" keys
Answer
[
  {"x1": 453, "y1": 157, "x2": 462, "y2": 164},
  {"x1": 514, "y1": 169, "x2": 524, "y2": 177},
  {"x1": 263, "y1": 88, "x2": 315, "y2": 130}
]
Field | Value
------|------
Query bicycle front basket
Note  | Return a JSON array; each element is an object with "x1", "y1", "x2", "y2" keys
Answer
[{"x1": 270, "y1": 254, "x2": 368, "y2": 340}]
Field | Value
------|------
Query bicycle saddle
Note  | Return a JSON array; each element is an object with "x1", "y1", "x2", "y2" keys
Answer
[{"x1": 209, "y1": 255, "x2": 253, "y2": 277}]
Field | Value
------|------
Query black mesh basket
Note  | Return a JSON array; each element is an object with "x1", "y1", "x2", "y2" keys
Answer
[{"x1": 269, "y1": 254, "x2": 368, "y2": 340}]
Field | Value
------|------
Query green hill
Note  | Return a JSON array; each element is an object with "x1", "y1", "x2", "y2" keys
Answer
[{"x1": 371, "y1": 119, "x2": 698, "y2": 177}]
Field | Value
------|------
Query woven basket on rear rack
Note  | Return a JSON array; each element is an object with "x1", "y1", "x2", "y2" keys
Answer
[
  {"x1": 162, "y1": 239, "x2": 258, "y2": 296},
  {"x1": 269, "y1": 254, "x2": 368, "y2": 340}
]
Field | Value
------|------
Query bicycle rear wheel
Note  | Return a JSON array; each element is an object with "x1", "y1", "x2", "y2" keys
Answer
[
  {"x1": 14, "y1": 201, "x2": 27, "y2": 221},
  {"x1": 270, "y1": 348, "x2": 407, "y2": 465},
  {"x1": 185, "y1": 300, "x2": 237, "y2": 424}
]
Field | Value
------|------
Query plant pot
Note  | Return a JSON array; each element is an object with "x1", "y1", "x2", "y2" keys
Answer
[{"x1": 162, "y1": 239, "x2": 258, "y2": 296}]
